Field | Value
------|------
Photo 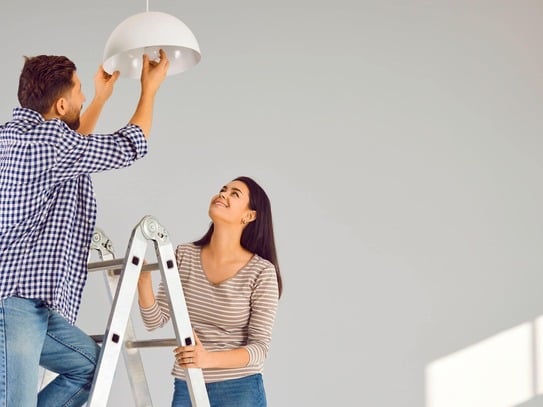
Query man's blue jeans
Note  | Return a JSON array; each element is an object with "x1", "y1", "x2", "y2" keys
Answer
[{"x1": 0, "y1": 296, "x2": 100, "y2": 407}]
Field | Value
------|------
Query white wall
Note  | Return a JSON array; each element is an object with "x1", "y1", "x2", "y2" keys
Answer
[{"x1": 3, "y1": 1, "x2": 543, "y2": 406}]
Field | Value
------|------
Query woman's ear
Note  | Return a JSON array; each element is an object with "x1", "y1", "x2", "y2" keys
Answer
[
  {"x1": 241, "y1": 211, "x2": 256, "y2": 225},
  {"x1": 247, "y1": 210, "x2": 257, "y2": 223}
]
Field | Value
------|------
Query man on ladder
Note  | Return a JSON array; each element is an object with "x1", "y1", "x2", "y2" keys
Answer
[{"x1": 0, "y1": 50, "x2": 169, "y2": 406}]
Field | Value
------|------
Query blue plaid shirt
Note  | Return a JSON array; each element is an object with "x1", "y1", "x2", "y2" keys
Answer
[{"x1": 0, "y1": 107, "x2": 148, "y2": 324}]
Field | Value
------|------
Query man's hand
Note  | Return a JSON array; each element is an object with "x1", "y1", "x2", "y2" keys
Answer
[
  {"x1": 94, "y1": 66, "x2": 120, "y2": 104},
  {"x1": 140, "y1": 49, "x2": 169, "y2": 96},
  {"x1": 128, "y1": 49, "x2": 170, "y2": 137},
  {"x1": 78, "y1": 66, "x2": 120, "y2": 135}
]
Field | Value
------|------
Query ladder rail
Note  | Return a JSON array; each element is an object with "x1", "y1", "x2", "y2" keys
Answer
[{"x1": 153, "y1": 233, "x2": 209, "y2": 406}]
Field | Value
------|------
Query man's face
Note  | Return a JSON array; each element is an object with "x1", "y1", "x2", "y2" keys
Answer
[{"x1": 61, "y1": 72, "x2": 86, "y2": 130}]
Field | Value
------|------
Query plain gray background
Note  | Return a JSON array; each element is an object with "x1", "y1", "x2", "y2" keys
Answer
[{"x1": 2, "y1": 0, "x2": 543, "y2": 406}]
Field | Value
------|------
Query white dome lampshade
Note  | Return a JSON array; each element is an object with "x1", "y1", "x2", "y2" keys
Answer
[{"x1": 103, "y1": 11, "x2": 201, "y2": 79}]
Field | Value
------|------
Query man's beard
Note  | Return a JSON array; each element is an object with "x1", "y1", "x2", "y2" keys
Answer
[
  {"x1": 65, "y1": 117, "x2": 80, "y2": 130},
  {"x1": 63, "y1": 106, "x2": 81, "y2": 130}
]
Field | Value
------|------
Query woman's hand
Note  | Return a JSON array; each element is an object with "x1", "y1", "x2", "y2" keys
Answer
[{"x1": 174, "y1": 331, "x2": 211, "y2": 369}]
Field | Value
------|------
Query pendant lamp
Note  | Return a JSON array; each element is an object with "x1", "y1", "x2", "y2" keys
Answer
[{"x1": 103, "y1": 4, "x2": 201, "y2": 79}]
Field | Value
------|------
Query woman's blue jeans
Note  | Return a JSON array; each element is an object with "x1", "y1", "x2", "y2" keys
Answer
[
  {"x1": 172, "y1": 374, "x2": 267, "y2": 407},
  {"x1": 0, "y1": 296, "x2": 100, "y2": 407}
]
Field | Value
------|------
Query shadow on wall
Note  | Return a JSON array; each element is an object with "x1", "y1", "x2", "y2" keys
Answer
[{"x1": 426, "y1": 318, "x2": 543, "y2": 407}]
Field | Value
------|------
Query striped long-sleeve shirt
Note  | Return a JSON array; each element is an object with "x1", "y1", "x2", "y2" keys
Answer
[{"x1": 139, "y1": 242, "x2": 279, "y2": 382}]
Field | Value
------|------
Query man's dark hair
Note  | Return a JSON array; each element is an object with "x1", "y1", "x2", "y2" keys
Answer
[{"x1": 17, "y1": 55, "x2": 76, "y2": 115}]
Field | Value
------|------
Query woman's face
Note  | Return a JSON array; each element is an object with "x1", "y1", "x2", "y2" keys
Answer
[{"x1": 209, "y1": 180, "x2": 253, "y2": 225}]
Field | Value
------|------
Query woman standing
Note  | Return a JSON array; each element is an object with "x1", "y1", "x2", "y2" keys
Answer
[{"x1": 138, "y1": 176, "x2": 282, "y2": 407}]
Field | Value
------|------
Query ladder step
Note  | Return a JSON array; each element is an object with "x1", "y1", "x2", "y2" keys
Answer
[
  {"x1": 90, "y1": 335, "x2": 177, "y2": 349},
  {"x1": 126, "y1": 339, "x2": 178, "y2": 348},
  {"x1": 88, "y1": 259, "x2": 159, "y2": 274}
]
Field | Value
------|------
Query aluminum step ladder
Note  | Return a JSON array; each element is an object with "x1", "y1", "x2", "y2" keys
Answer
[{"x1": 87, "y1": 215, "x2": 210, "y2": 406}]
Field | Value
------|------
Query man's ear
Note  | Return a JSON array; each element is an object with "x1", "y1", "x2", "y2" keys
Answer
[
  {"x1": 54, "y1": 97, "x2": 67, "y2": 115},
  {"x1": 42, "y1": 97, "x2": 67, "y2": 121}
]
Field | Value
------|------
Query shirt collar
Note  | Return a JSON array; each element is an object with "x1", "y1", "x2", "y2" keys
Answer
[{"x1": 12, "y1": 107, "x2": 45, "y2": 124}]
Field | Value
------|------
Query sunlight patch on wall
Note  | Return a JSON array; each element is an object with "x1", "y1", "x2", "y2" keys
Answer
[{"x1": 426, "y1": 322, "x2": 537, "y2": 407}]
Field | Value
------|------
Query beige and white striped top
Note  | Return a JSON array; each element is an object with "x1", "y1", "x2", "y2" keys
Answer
[{"x1": 139, "y1": 242, "x2": 279, "y2": 383}]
